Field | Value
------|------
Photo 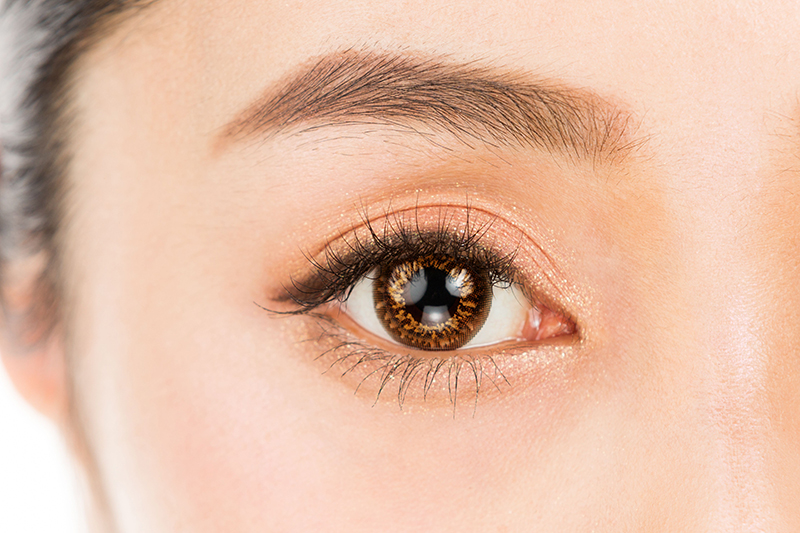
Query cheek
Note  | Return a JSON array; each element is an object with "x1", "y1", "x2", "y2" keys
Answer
[
  {"x1": 73, "y1": 284, "x2": 707, "y2": 532},
  {"x1": 71, "y1": 248, "x2": 575, "y2": 531},
  {"x1": 65, "y1": 205, "x2": 338, "y2": 529},
  {"x1": 72, "y1": 282, "x2": 328, "y2": 529}
]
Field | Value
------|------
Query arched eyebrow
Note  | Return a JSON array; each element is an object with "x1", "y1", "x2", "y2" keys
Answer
[{"x1": 218, "y1": 50, "x2": 639, "y2": 162}]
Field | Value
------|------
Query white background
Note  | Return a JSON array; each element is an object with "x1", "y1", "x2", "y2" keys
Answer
[{"x1": 0, "y1": 366, "x2": 85, "y2": 532}]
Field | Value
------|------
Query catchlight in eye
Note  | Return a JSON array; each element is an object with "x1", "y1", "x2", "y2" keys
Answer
[{"x1": 342, "y1": 253, "x2": 553, "y2": 352}]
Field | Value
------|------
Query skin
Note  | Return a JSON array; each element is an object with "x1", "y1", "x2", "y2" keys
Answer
[{"x1": 6, "y1": 0, "x2": 800, "y2": 530}]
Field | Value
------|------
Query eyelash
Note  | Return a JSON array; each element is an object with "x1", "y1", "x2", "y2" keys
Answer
[
  {"x1": 307, "y1": 316, "x2": 512, "y2": 413},
  {"x1": 276, "y1": 208, "x2": 520, "y2": 311},
  {"x1": 266, "y1": 207, "x2": 543, "y2": 411}
]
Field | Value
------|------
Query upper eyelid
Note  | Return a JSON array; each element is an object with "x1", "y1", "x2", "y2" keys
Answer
[
  {"x1": 299, "y1": 203, "x2": 508, "y2": 259},
  {"x1": 276, "y1": 209, "x2": 522, "y2": 312},
  {"x1": 263, "y1": 202, "x2": 577, "y2": 340}
]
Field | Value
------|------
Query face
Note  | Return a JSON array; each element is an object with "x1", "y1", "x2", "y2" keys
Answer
[{"x1": 40, "y1": 0, "x2": 800, "y2": 530}]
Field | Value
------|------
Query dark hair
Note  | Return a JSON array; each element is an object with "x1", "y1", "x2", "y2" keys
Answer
[{"x1": 0, "y1": 0, "x2": 146, "y2": 346}]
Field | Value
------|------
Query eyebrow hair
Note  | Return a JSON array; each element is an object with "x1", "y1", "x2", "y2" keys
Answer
[{"x1": 220, "y1": 50, "x2": 637, "y2": 162}]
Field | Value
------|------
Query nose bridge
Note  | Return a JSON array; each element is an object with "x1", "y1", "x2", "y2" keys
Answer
[
  {"x1": 703, "y1": 289, "x2": 772, "y2": 531},
  {"x1": 665, "y1": 96, "x2": 779, "y2": 530}
]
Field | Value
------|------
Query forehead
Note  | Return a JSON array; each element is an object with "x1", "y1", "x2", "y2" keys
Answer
[
  {"x1": 68, "y1": 1, "x2": 800, "y2": 300},
  {"x1": 80, "y1": 0, "x2": 800, "y2": 180}
]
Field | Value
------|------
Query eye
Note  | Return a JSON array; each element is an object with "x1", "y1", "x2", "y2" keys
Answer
[
  {"x1": 269, "y1": 206, "x2": 578, "y2": 408},
  {"x1": 341, "y1": 253, "x2": 571, "y2": 352}
]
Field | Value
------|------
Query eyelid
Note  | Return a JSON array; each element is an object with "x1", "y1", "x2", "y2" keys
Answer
[
  {"x1": 267, "y1": 204, "x2": 578, "y2": 409},
  {"x1": 299, "y1": 311, "x2": 577, "y2": 411},
  {"x1": 277, "y1": 205, "x2": 523, "y2": 313}
]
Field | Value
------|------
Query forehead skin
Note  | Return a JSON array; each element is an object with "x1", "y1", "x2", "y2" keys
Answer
[{"x1": 64, "y1": 0, "x2": 800, "y2": 531}]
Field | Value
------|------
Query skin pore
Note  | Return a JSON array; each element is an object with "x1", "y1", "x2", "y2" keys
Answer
[{"x1": 7, "y1": 0, "x2": 800, "y2": 531}]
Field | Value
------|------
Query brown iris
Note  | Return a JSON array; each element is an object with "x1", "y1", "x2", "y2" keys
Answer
[{"x1": 373, "y1": 255, "x2": 491, "y2": 350}]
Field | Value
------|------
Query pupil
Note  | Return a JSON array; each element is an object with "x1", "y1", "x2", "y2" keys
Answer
[
  {"x1": 402, "y1": 267, "x2": 463, "y2": 326},
  {"x1": 375, "y1": 254, "x2": 490, "y2": 351}
]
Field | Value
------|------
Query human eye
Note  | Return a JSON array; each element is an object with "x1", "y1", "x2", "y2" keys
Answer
[
  {"x1": 343, "y1": 248, "x2": 572, "y2": 352},
  {"x1": 266, "y1": 205, "x2": 576, "y2": 411}
]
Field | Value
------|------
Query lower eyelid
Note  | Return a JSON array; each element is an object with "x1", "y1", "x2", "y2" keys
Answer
[
  {"x1": 301, "y1": 313, "x2": 514, "y2": 409},
  {"x1": 296, "y1": 312, "x2": 578, "y2": 412}
]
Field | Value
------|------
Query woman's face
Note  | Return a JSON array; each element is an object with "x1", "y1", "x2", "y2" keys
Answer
[{"x1": 39, "y1": 0, "x2": 800, "y2": 530}]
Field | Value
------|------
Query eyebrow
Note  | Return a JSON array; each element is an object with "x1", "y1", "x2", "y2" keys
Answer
[{"x1": 219, "y1": 50, "x2": 637, "y2": 162}]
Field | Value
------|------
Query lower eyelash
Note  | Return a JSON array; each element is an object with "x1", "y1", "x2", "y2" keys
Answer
[{"x1": 307, "y1": 315, "x2": 512, "y2": 413}]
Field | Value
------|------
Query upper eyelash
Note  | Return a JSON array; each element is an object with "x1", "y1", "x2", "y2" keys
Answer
[{"x1": 276, "y1": 207, "x2": 521, "y2": 314}]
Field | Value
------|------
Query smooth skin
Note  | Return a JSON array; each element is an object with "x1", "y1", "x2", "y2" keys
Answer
[{"x1": 5, "y1": 0, "x2": 800, "y2": 531}]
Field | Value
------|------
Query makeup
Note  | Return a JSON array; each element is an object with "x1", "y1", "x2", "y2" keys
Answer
[{"x1": 266, "y1": 204, "x2": 577, "y2": 410}]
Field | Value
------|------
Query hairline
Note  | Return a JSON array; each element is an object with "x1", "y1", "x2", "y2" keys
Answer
[
  {"x1": 1, "y1": 2, "x2": 161, "y2": 530},
  {"x1": 1, "y1": 0, "x2": 158, "y2": 343}
]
